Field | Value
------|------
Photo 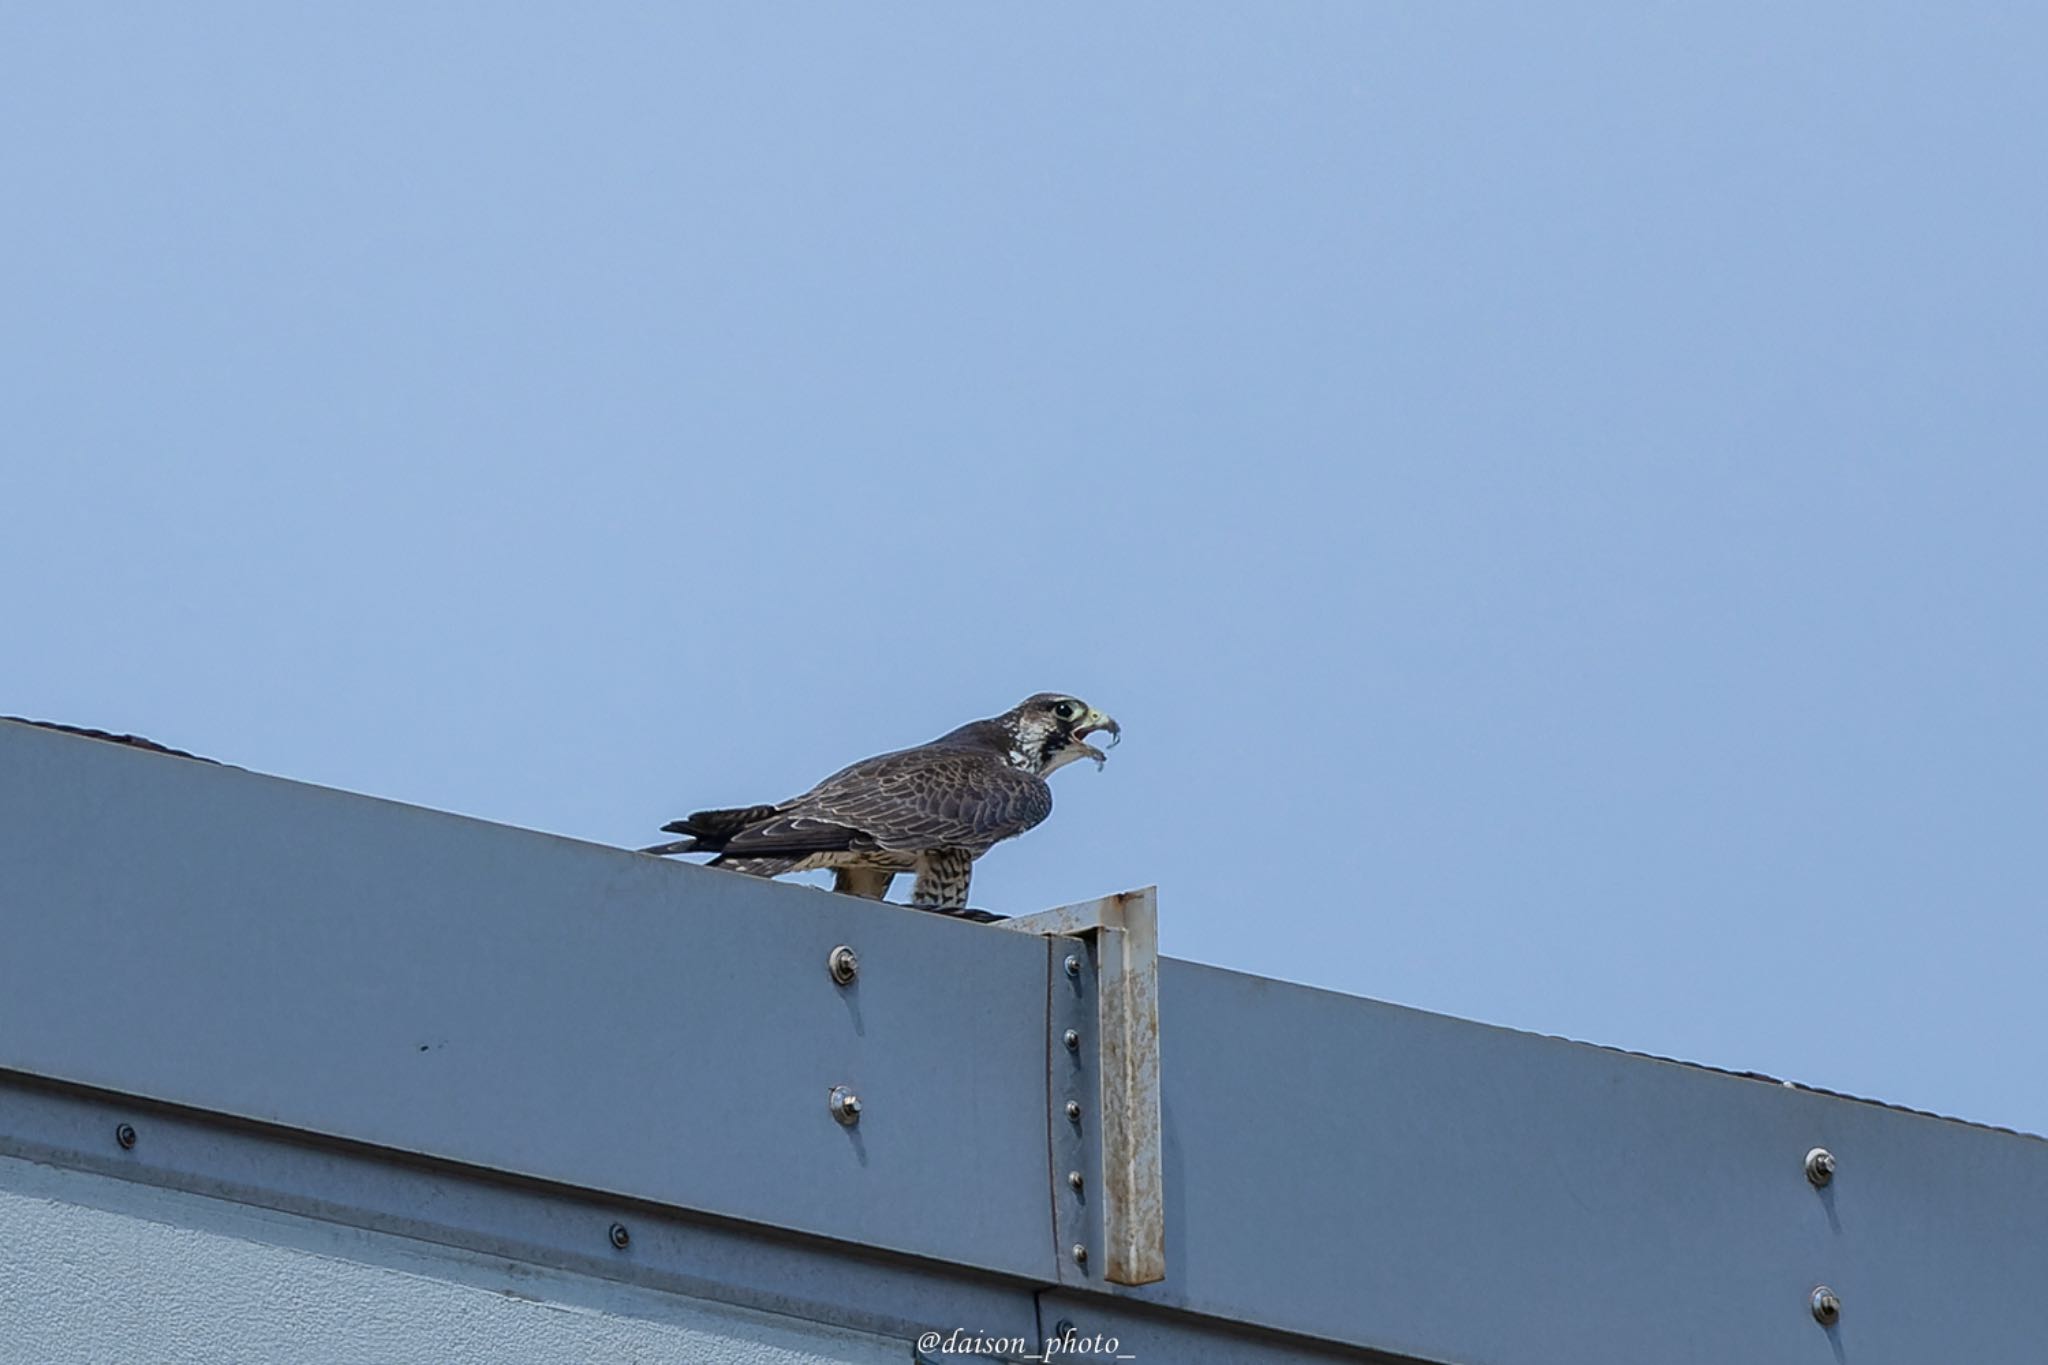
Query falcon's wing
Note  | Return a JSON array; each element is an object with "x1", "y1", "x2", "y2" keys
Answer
[
  {"x1": 716, "y1": 747, "x2": 1052, "y2": 859},
  {"x1": 698, "y1": 814, "x2": 871, "y2": 858}
]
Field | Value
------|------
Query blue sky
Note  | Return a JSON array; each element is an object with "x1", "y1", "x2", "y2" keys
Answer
[{"x1": 5, "y1": 6, "x2": 2043, "y2": 1135}]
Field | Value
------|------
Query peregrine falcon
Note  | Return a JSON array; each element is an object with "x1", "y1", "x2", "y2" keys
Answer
[{"x1": 640, "y1": 693, "x2": 1119, "y2": 913}]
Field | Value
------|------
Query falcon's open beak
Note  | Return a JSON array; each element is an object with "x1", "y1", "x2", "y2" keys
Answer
[{"x1": 1072, "y1": 709, "x2": 1121, "y2": 768}]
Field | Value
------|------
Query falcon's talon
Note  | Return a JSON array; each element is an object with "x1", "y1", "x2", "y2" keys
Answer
[{"x1": 643, "y1": 693, "x2": 1120, "y2": 911}]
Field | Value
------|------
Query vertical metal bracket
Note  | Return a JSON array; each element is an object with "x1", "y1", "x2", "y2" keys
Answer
[
  {"x1": 1041, "y1": 929, "x2": 1100, "y2": 1291},
  {"x1": 995, "y1": 887, "x2": 1164, "y2": 1287}
]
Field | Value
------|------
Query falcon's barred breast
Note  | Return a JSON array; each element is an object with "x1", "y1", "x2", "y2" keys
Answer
[{"x1": 640, "y1": 693, "x2": 1120, "y2": 913}]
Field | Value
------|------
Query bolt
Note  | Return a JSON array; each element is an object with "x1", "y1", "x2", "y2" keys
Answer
[
  {"x1": 827, "y1": 944, "x2": 859, "y2": 986},
  {"x1": 1811, "y1": 1285, "x2": 1841, "y2": 1326},
  {"x1": 1805, "y1": 1147, "x2": 1836, "y2": 1188},
  {"x1": 1064, "y1": 1029, "x2": 1080, "y2": 1051},
  {"x1": 1051, "y1": 1319, "x2": 1077, "y2": 1345},
  {"x1": 1065, "y1": 1100, "x2": 1082, "y2": 1122},
  {"x1": 1064, "y1": 954, "x2": 1081, "y2": 978},
  {"x1": 1068, "y1": 1170, "x2": 1084, "y2": 1192},
  {"x1": 608, "y1": 1222, "x2": 631, "y2": 1250},
  {"x1": 1072, "y1": 1243, "x2": 1089, "y2": 1266},
  {"x1": 830, "y1": 1085, "x2": 862, "y2": 1126},
  {"x1": 114, "y1": 1123, "x2": 137, "y2": 1151}
]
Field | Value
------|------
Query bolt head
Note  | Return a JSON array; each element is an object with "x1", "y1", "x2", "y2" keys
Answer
[
  {"x1": 830, "y1": 1085, "x2": 862, "y2": 1126},
  {"x1": 1804, "y1": 1147, "x2": 1836, "y2": 1187},
  {"x1": 1064, "y1": 954, "x2": 1081, "y2": 978},
  {"x1": 1071, "y1": 1243, "x2": 1089, "y2": 1265},
  {"x1": 1064, "y1": 1029, "x2": 1080, "y2": 1051},
  {"x1": 1811, "y1": 1285, "x2": 1841, "y2": 1326},
  {"x1": 1068, "y1": 1170, "x2": 1084, "y2": 1192},
  {"x1": 608, "y1": 1222, "x2": 631, "y2": 1250},
  {"x1": 1065, "y1": 1100, "x2": 1082, "y2": 1122},
  {"x1": 114, "y1": 1123, "x2": 137, "y2": 1151},
  {"x1": 827, "y1": 945, "x2": 859, "y2": 985}
]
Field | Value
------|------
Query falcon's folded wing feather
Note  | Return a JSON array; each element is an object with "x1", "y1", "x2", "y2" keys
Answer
[
  {"x1": 794, "y1": 748, "x2": 1053, "y2": 853},
  {"x1": 711, "y1": 814, "x2": 871, "y2": 858}
]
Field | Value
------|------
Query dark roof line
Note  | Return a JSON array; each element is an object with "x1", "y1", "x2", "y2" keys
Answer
[
  {"x1": 1583, "y1": 1037, "x2": 2044, "y2": 1143},
  {"x1": 1, "y1": 718, "x2": 220, "y2": 764}
]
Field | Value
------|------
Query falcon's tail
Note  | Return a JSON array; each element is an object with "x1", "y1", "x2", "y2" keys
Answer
[
  {"x1": 635, "y1": 841, "x2": 802, "y2": 879},
  {"x1": 639, "y1": 804, "x2": 781, "y2": 857}
]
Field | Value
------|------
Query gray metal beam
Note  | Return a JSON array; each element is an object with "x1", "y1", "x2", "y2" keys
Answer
[
  {"x1": 0, "y1": 719, "x2": 1056, "y2": 1281},
  {"x1": 6, "y1": 717, "x2": 2046, "y2": 1365},
  {"x1": 1123, "y1": 960, "x2": 2048, "y2": 1363}
]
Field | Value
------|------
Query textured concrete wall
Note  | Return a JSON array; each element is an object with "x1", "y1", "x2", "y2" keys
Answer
[{"x1": 0, "y1": 1156, "x2": 903, "y2": 1365}]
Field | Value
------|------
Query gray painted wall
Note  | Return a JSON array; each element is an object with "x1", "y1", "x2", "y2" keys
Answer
[{"x1": 0, "y1": 1155, "x2": 902, "y2": 1365}]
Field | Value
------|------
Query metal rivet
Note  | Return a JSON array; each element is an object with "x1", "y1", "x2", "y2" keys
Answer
[
  {"x1": 830, "y1": 1085, "x2": 862, "y2": 1126},
  {"x1": 114, "y1": 1123, "x2": 137, "y2": 1151},
  {"x1": 1071, "y1": 1243, "x2": 1089, "y2": 1265},
  {"x1": 827, "y1": 945, "x2": 859, "y2": 986},
  {"x1": 1065, "y1": 1100, "x2": 1082, "y2": 1122},
  {"x1": 1064, "y1": 1029, "x2": 1080, "y2": 1051},
  {"x1": 1811, "y1": 1285, "x2": 1841, "y2": 1326},
  {"x1": 1805, "y1": 1147, "x2": 1835, "y2": 1188},
  {"x1": 1068, "y1": 1170, "x2": 1084, "y2": 1192},
  {"x1": 608, "y1": 1222, "x2": 631, "y2": 1250},
  {"x1": 1051, "y1": 1319, "x2": 1077, "y2": 1345},
  {"x1": 1064, "y1": 955, "x2": 1081, "y2": 978}
]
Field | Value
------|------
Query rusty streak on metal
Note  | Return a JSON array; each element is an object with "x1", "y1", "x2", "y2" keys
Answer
[{"x1": 997, "y1": 886, "x2": 1166, "y2": 1286}]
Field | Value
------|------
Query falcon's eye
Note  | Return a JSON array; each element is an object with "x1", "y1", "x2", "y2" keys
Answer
[{"x1": 1052, "y1": 700, "x2": 1083, "y2": 722}]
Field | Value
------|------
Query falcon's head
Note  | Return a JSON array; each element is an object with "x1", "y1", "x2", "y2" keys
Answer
[{"x1": 1001, "y1": 693, "x2": 1121, "y2": 776}]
